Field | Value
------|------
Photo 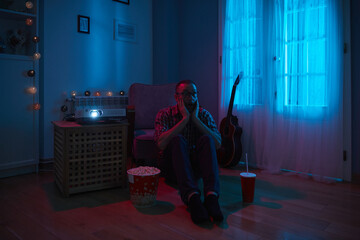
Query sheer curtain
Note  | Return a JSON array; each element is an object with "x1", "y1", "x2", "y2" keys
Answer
[{"x1": 221, "y1": 0, "x2": 344, "y2": 180}]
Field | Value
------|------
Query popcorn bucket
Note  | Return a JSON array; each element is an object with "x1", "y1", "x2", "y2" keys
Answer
[{"x1": 127, "y1": 166, "x2": 161, "y2": 207}]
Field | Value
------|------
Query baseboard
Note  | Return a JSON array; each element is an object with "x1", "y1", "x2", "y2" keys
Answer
[
  {"x1": 0, "y1": 158, "x2": 56, "y2": 178},
  {"x1": 0, "y1": 159, "x2": 37, "y2": 170},
  {"x1": 0, "y1": 164, "x2": 37, "y2": 178},
  {"x1": 0, "y1": 159, "x2": 38, "y2": 178},
  {"x1": 39, "y1": 158, "x2": 54, "y2": 172}
]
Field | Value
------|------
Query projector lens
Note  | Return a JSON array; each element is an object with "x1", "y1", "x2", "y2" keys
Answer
[{"x1": 89, "y1": 110, "x2": 102, "y2": 118}]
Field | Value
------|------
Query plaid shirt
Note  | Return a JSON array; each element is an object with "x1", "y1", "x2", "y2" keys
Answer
[{"x1": 154, "y1": 105, "x2": 220, "y2": 152}]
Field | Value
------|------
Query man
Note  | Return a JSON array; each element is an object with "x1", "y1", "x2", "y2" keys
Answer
[{"x1": 154, "y1": 80, "x2": 223, "y2": 223}]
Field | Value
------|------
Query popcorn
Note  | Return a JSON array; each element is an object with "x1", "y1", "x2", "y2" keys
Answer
[{"x1": 127, "y1": 166, "x2": 160, "y2": 176}]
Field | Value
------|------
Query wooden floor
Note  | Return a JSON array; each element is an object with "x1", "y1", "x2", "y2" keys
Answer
[{"x1": 1, "y1": 167, "x2": 360, "y2": 240}]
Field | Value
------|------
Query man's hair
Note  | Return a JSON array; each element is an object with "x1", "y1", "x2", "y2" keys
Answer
[{"x1": 175, "y1": 80, "x2": 197, "y2": 93}]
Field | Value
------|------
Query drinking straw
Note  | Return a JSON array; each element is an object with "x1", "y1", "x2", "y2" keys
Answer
[{"x1": 246, "y1": 153, "x2": 248, "y2": 173}]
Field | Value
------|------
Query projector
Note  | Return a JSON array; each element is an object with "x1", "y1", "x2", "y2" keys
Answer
[
  {"x1": 69, "y1": 96, "x2": 128, "y2": 124},
  {"x1": 75, "y1": 108, "x2": 126, "y2": 118},
  {"x1": 75, "y1": 108, "x2": 126, "y2": 124}
]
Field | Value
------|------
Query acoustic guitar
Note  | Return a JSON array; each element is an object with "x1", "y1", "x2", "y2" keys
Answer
[{"x1": 217, "y1": 72, "x2": 243, "y2": 167}]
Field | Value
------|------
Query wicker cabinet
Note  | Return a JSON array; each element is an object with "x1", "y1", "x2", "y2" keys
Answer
[{"x1": 52, "y1": 121, "x2": 128, "y2": 197}]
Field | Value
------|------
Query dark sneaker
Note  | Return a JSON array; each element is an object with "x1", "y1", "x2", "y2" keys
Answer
[
  {"x1": 188, "y1": 194, "x2": 209, "y2": 224},
  {"x1": 204, "y1": 194, "x2": 224, "y2": 222}
]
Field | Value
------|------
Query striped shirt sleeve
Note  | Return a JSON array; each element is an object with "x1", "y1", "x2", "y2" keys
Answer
[
  {"x1": 154, "y1": 108, "x2": 170, "y2": 144},
  {"x1": 199, "y1": 108, "x2": 220, "y2": 136}
]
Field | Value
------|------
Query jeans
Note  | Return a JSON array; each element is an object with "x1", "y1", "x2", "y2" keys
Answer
[{"x1": 158, "y1": 134, "x2": 220, "y2": 204}]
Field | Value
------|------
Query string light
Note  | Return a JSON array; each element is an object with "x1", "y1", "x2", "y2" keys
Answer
[
  {"x1": 94, "y1": 91, "x2": 101, "y2": 96},
  {"x1": 32, "y1": 103, "x2": 41, "y2": 110},
  {"x1": 27, "y1": 70, "x2": 35, "y2": 77},
  {"x1": 33, "y1": 52, "x2": 41, "y2": 60},
  {"x1": 106, "y1": 91, "x2": 113, "y2": 96},
  {"x1": 26, "y1": 86, "x2": 37, "y2": 94},
  {"x1": 23, "y1": 1, "x2": 40, "y2": 112},
  {"x1": 26, "y1": 1, "x2": 34, "y2": 9},
  {"x1": 119, "y1": 90, "x2": 125, "y2": 96},
  {"x1": 70, "y1": 91, "x2": 77, "y2": 97},
  {"x1": 84, "y1": 90, "x2": 91, "y2": 96},
  {"x1": 32, "y1": 36, "x2": 40, "y2": 43},
  {"x1": 25, "y1": 18, "x2": 33, "y2": 26},
  {"x1": 61, "y1": 105, "x2": 68, "y2": 112}
]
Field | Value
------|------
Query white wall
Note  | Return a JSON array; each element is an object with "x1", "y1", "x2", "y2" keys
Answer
[{"x1": 40, "y1": 0, "x2": 153, "y2": 158}]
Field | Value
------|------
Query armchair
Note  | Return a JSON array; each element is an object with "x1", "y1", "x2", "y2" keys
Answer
[{"x1": 126, "y1": 83, "x2": 177, "y2": 166}]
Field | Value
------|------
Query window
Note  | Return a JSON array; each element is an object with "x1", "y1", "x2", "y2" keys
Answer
[
  {"x1": 223, "y1": 0, "x2": 263, "y2": 106},
  {"x1": 223, "y1": 0, "x2": 331, "y2": 108},
  {"x1": 283, "y1": 0, "x2": 327, "y2": 107}
]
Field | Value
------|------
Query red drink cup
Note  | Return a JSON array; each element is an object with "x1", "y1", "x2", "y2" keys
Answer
[
  {"x1": 127, "y1": 167, "x2": 161, "y2": 207},
  {"x1": 240, "y1": 172, "x2": 256, "y2": 203}
]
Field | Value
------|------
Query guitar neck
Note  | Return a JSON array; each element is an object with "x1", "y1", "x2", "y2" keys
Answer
[{"x1": 226, "y1": 85, "x2": 237, "y2": 121}]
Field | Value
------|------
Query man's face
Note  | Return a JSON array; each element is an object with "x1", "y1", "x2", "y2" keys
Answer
[{"x1": 175, "y1": 83, "x2": 198, "y2": 110}]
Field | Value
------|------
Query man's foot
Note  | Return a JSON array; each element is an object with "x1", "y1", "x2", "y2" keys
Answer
[
  {"x1": 188, "y1": 194, "x2": 209, "y2": 224},
  {"x1": 204, "y1": 194, "x2": 224, "y2": 222}
]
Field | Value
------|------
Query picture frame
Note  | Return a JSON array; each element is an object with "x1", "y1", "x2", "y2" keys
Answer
[
  {"x1": 78, "y1": 15, "x2": 90, "y2": 34},
  {"x1": 113, "y1": 0, "x2": 129, "y2": 5},
  {"x1": 114, "y1": 19, "x2": 137, "y2": 43}
]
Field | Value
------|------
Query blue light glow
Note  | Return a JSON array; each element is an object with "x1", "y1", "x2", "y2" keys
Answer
[
  {"x1": 223, "y1": 0, "x2": 332, "y2": 113},
  {"x1": 283, "y1": 0, "x2": 328, "y2": 107},
  {"x1": 222, "y1": 0, "x2": 263, "y2": 109},
  {"x1": 89, "y1": 109, "x2": 102, "y2": 118}
]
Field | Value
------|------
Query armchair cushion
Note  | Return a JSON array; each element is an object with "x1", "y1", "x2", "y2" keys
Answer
[{"x1": 133, "y1": 129, "x2": 157, "y2": 160}]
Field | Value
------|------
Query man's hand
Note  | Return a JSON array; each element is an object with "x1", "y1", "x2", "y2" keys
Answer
[
  {"x1": 156, "y1": 99, "x2": 189, "y2": 150},
  {"x1": 178, "y1": 98, "x2": 190, "y2": 121},
  {"x1": 191, "y1": 100, "x2": 199, "y2": 121}
]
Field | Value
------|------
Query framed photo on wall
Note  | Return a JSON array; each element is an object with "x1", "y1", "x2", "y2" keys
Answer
[
  {"x1": 78, "y1": 15, "x2": 90, "y2": 34},
  {"x1": 113, "y1": 0, "x2": 129, "y2": 5}
]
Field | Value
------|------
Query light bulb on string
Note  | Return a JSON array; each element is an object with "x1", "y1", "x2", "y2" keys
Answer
[
  {"x1": 94, "y1": 91, "x2": 101, "y2": 96},
  {"x1": 61, "y1": 105, "x2": 68, "y2": 112},
  {"x1": 32, "y1": 103, "x2": 41, "y2": 111},
  {"x1": 26, "y1": 1, "x2": 34, "y2": 9},
  {"x1": 106, "y1": 91, "x2": 113, "y2": 97},
  {"x1": 33, "y1": 52, "x2": 41, "y2": 60},
  {"x1": 70, "y1": 91, "x2": 77, "y2": 97},
  {"x1": 32, "y1": 36, "x2": 40, "y2": 43},
  {"x1": 26, "y1": 18, "x2": 33, "y2": 26},
  {"x1": 27, "y1": 70, "x2": 35, "y2": 77},
  {"x1": 26, "y1": 86, "x2": 37, "y2": 94}
]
